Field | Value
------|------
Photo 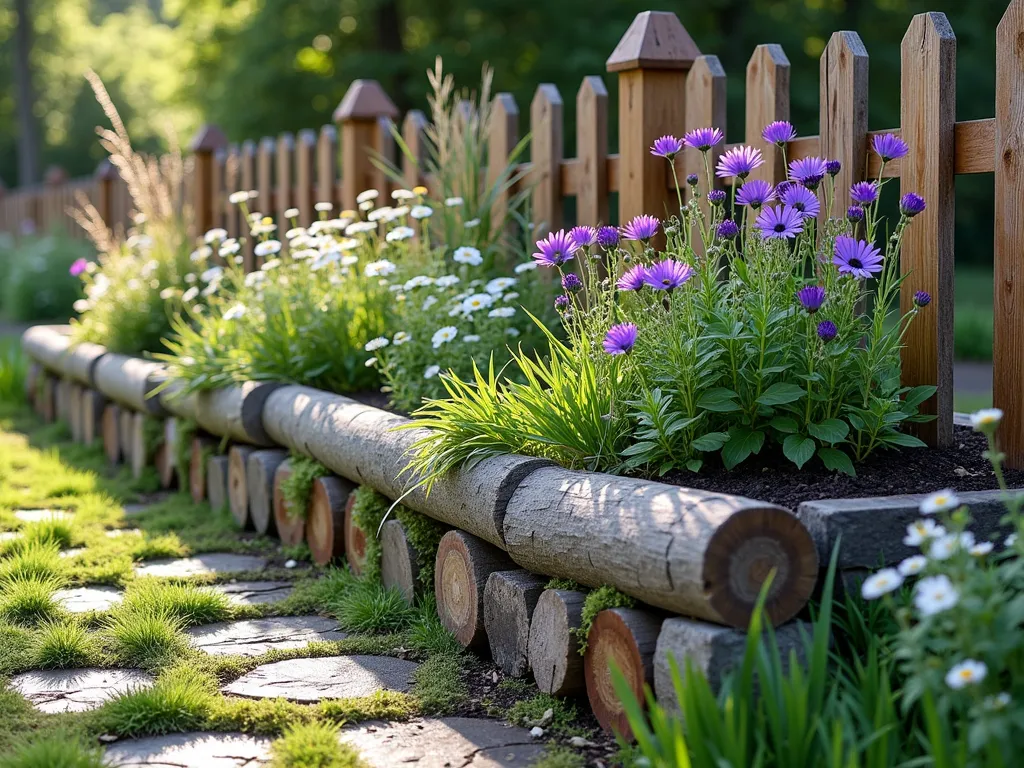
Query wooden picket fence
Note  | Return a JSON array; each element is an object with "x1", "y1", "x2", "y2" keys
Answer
[{"x1": 2, "y1": 4, "x2": 1024, "y2": 467}]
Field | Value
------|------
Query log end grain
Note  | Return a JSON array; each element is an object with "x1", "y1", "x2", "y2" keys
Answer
[
  {"x1": 40, "y1": 376, "x2": 57, "y2": 423},
  {"x1": 82, "y1": 390, "x2": 107, "y2": 446},
  {"x1": 247, "y1": 449, "x2": 287, "y2": 536},
  {"x1": 381, "y1": 519, "x2": 419, "y2": 605},
  {"x1": 228, "y1": 445, "x2": 255, "y2": 530},
  {"x1": 343, "y1": 492, "x2": 369, "y2": 575},
  {"x1": 118, "y1": 408, "x2": 134, "y2": 466},
  {"x1": 130, "y1": 412, "x2": 150, "y2": 480},
  {"x1": 156, "y1": 419, "x2": 178, "y2": 490},
  {"x1": 68, "y1": 384, "x2": 84, "y2": 443},
  {"x1": 308, "y1": 475, "x2": 354, "y2": 566},
  {"x1": 207, "y1": 454, "x2": 230, "y2": 514},
  {"x1": 528, "y1": 588, "x2": 587, "y2": 697},
  {"x1": 483, "y1": 569, "x2": 548, "y2": 678},
  {"x1": 102, "y1": 403, "x2": 121, "y2": 464},
  {"x1": 190, "y1": 435, "x2": 217, "y2": 504},
  {"x1": 273, "y1": 460, "x2": 306, "y2": 546}
]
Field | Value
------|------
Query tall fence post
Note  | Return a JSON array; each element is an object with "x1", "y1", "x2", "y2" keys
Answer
[
  {"x1": 899, "y1": 12, "x2": 956, "y2": 449},
  {"x1": 745, "y1": 45, "x2": 790, "y2": 185},
  {"x1": 94, "y1": 160, "x2": 116, "y2": 228},
  {"x1": 530, "y1": 84, "x2": 563, "y2": 236},
  {"x1": 334, "y1": 80, "x2": 399, "y2": 211},
  {"x1": 819, "y1": 32, "x2": 869, "y2": 214},
  {"x1": 576, "y1": 76, "x2": 609, "y2": 227},
  {"x1": 189, "y1": 124, "x2": 228, "y2": 239},
  {"x1": 487, "y1": 95, "x2": 518, "y2": 233},
  {"x1": 994, "y1": 0, "x2": 1024, "y2": 467},
  {"x1": 607, "y1": 11, "x2": 700, "y2": 227}
]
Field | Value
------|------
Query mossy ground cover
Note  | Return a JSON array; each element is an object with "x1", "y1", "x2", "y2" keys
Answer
[{"x1": 0, "y1": 402, "x2": 598, "y2": 766}]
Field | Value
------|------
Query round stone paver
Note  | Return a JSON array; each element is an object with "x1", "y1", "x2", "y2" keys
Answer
[
  {"x1": 339, "y1": 717, "x2": 547, "y2": 768},
  {"x1": 54, "y1": 586, "x2": 123, "y2": 613},
  {"x1": 213, "y1": 581, "x2": 294, "y2": 606},
  {"x1": 14, "y1": 508, "x2": 72, "y2": 523},
  {"x1": 9, "y1": 668, "x2": 153, "y2": 713},
  {"x1": 223, "y1": 655, "x2": 419, "y2": 702},
  {"x1": 186, "y1": 616, "x2": 346, "y2": 656},
  {"x1": 103, "y1": 731, "x2": 272, "y2": 767},
  {"x1": 134, "y1": 553, "x2": 268, "y2": 578}
]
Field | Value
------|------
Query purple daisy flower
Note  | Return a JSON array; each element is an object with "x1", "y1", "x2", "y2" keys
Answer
[
  {"x1": 596, "y1": 226, "x2": 619, "y2": 250},
  {"x1": 716, "y1": 146, "x2": 764, "y2": 179},
  {"x1": 825, "y1": 159, "x2": 842, "y2": 177},
  {"x1": 532, "y1": 229, "x2": 579, "y2": 267},
  {"x1": 847, "y1": 206, "x2": 865, "y2": 223},
  {"x1": 561, "y1": 273, "x2": 583, "y2": 293},
  {"x1": 796, "y1": 285, "x2": 826, "y2": 313},
  {"x1": 872, "y1": 133, "x2": 910, "y2": 162},
  {"x1": 788, "y1": 156, "x2": 828, "y2": 189},
  {"x1": 554, "y1": 294, "x2": 570, "y2": 311},
  {"x1": 644, "y1": 259, "x2": 694, "y2": 291},
  {"x1": 685, "y1": 173, "x2": 699, "y2": 186},
  {"x1": 914, "y1": 290, "x2": 932, "y2": 307},
  {"x1": 69, "y1": 258, "x2": 89, "y2": 277},
  {"x1": 900, "y1": 193, "x2": 927, "y2": 217},
  {"x1": 707, "y1": 190, "x2": 727, "y2": 206},
  {"x1": 761, "y1": 121, "x2": 797, "y2": 146},
  {"x1": 817, "y1": 320, "x2": 838, "y2": 343},
  {"x1": 832, "y1": 235, "x2": 883, "y2": 279},
  {"x1": 755, "y1": 205, "x2": 804, "y2": 240},
  {"x1": 779, "y1": 184, "x2": 820, "y2": 219},
  {"x1": 570, "y1": 225, "x2": 598, "y2": 247},
  {"x1": 716, "y1": 219, "x2": 740, "y2": 240},
  {"x1": 616, "y1": 264, "x2": 648, "y2": 292},
  {"x1": 849, "y1": 181, "x2": 878, "y2": 205},
  {"x1": 683, "y1": 127, "x2": 725, "y2": 152},
  {"x1": 735, "y1": 179, "x2": 775, "y2": 209},
  {"x1": 650, "y1": 135, "x2": 684, "y2": 159},
  {"x1": 603, "y1": 323, "x2": 638, "y2": 355},
  {"x1": 621, "y1": 215, "x2": 660, "y2": 242}
]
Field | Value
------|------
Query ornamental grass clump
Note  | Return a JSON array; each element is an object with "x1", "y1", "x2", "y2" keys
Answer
[{"x1": 408, "y1": 124, "x2": 933, "y2": 482}]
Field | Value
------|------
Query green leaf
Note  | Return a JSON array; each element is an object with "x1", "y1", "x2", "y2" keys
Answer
[
  {"x1": 903, "y1": 385, "x2": 937, "y2": 410},
  {"x1": 807, "y1": 419, "x2": 849, "y2": 444},
  {"x1": 685, "y1": 458, "x2": 703, "y2": 473},
  {"x1": 755, "y1": 382, "x2": 805, "y2": 406},
  {"x1": 882, "y1": 431, "x2": 929, "y2": 448},
  {"x1": 721, "y1": 427, "x2": 765, "y2": 470},
  {"x1": 818, "y1": 446, "x2": 856, "y2": 476},
  {"x1": 783, "y1": 435, "x2": 816, "y2": 469},
  {"x1": 619, "y1": 441, "x2": 659, "y2": 457},
  {"x1": 769, "y1": 416, "x2": 798, "y2": 434},
  {"x1": 696, "y1": 388, "x2": 741, "y2": 413},
  {"x1": 691, "y1": 432, "x2": 730, "y2": 452}
]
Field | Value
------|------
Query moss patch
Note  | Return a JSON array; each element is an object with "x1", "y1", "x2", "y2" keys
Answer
[
  {"x1": 279, "y1": 455, "x2": 329, "y2": 520},
  {"x1": 574, "y1": 585, "x2": 635, "y2": 654}
]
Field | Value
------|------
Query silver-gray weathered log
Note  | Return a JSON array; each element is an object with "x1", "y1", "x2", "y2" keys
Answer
[
  {"x1": 207, "y1": 454, "x2": 230, "y2": 513},
  {"x1": 483, "y1": 569, "x2": 548, "y2": 678},
  {"x1": 92, "y1": 353, "x2": 167, "y2": 415},
  {"x1": 81, "y1": 390, "x2": 108, "y2": 445},
  {"x1": 21, "y1": 325, "x2": 73, "y2": 374},
  {"x1": 528, "y1": 588, "x2": 587, "y2": 697},
  {"x1": 247, "y1": 449, "x2": 287, "y2": 536},
  {"x1": 194, "y1": 382, "x2": 283, "y2": 446},
  {"x1": 381, "y1": 519, "x2": 419, "y2": 605}
]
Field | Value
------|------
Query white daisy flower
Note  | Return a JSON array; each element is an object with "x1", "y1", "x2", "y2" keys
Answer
[
  {"x1": 285, "y1": 208, "x2": 299, "y2": 219},
  {"x1": 254, "y1": 240, "x2": 282, "y2": 257},
  {"x1": 403, "y1": 276, "x2": 434, "y2": 290},
  {"x1": 435, "y1": 275, "x2": 460, "y2": 288},
  {"x1": 190, "y1": 246, "x2": 212, "y2": 263},
  {"x1": 461, "y1": 293, "x2": 494, "y2": 313},
  {"x1": 393, "y1": 331, "x2": 411, "y2": 345},
  {"x1": 945, "y1": 659, "x2": 986, "y2": 690},
  {"x1": 346, "y1": 221, "x2": 378, "y2": 236},
  {"x1": 422, "y1": 295, "x2": 439, "y2": 311},
  {"x1": 1007, "y1": 533, "x2": 1018, "y2": 548},
  {"x1": 315, "y1": 201, "x2": 334, "y2": 212},
  {"x1": 503, "y1": 292, "x2": 520, "y2": 302},
  {"x1": 286, "y1": 227, "x2": 307, "y2": 240},
  {"x1": 391, "y1": 206, "x2": 410, "y2": 218},
  {"x1": 488, "y1": 306, "x2": 516, "y2": 318},
  {"x1": 341, "y1": 255, "x2": 359, "y2": 267},
  {"x1": 514, "y1": 261, "x2": 538, "y2": 273},
  {"x1": 463, "y1": 334, "x2": 481, "y2": 343},
  {"x1": 970, "y1": 541, "x2": 994, "y2": 557},
  {"x1": 181, "y1": 287, "x2": 200, "y2": 302},
  {"x1": 386, "y1": 226, "x2": 416, "y2": 242},
  {"x1": 229, "y1": 191, "x2": 250, "y2": 204},
  {"x1": 984, "y1": 692, "x2": 1011, "y2": 711},
  {"x1": 204, "y1": 228, "x2": 228, "y2": 243},
  {"x1": 327, "y1": 218, "x2": 351, "y2": 230},
  {"x1": 411, "y1": 205, "x2": 433, "y2": 219},
  {"x1": 861, "y1": 568, "x2": 903, "y2": 600},
  {"x1": 368, "y1": 207, "x2": 394, "y2": 222},
  {"x1": 293, "y1": 248, "x2": 319, "y2": 260},
  {"x1": 184, "y1": 273, "x2": 197, "y2": 285},
  {"x1": 445, "y1": 196, "x2": 464, "y2": 207},
  {"x1": 970, "y1": 408, "x2": 1003, "y2": 431},
  {"x1": 359, "y1": 201, "x2": 375, "y2": 211},
  {"x1": 261, "y1": 259, "x2": 282, "y2": 272},
  {"x1": 392, "y1": 189, "x2": 415, "y2": 201},
  {"x1": 453, "y1": 246, "x2": 482, "y2": 266},
  {"x1": 486, "y1": 277, "x2": 517, "y2": 294},
  {"x1": 357, "y1": 190, "x2": 380, "y2": 204},
  {"x1": 244, "y1": 272, "x2": 266, "y2": 287},
  {"x1": 249, "y1": 212, "x2": 263, "y2": 223},
  {"x1": 903, "y1": 519, "x2": 945, "y2": 547},
  {"x1": 464, "y1": 218, "x2": 481, "y2": 229},
  {"x1": 159, "y1": 287, "x2": 176, "y2": 300},
  {"x1": 222, "y1": 303, "x2": 247, "y2": 321},
  {"x1": 201, "y1": 266, "x2": 224, "y2": 283},
  {"x1": 364, "y1": 259, "x2": 397, "y2": 277},
  {"x1": 251, "y1": 222, "x2": 278, "y2": 236},
  {"x1": 431, "y1": 326, "x2": 458, "y2": 348},
  {"x1": 506, "y1": 327, "x2": 520, "y2": 337},
  {"x1": 424, "y1": 364, "x2": 441, "y2": 379},
  {"x1": 898, "y1": 555, "x2": 927, "y2": 576},
  {"x1": 365, "y1": 357, "x2": 378, "y2": 367},
  {"x1": 928, "y1": 534, "x2": 960, "y2": 561},
  {"x1": 365, "y1": 337, "x2": 389, "y2": 352},
  {"x1": 220, "y1": 241, "x2": 241, "y2": 257},
  {"x1": 920, "y1": 489, "x2": 960, "y2": 515},
  {"x1": 914, "y1": 574, "x2": 959, "y2": 616}
]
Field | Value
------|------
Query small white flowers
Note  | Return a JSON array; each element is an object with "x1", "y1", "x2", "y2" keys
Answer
[
  {"x1": 201, "y1": 266, "x2": 224, "y2": 283},
  {"x1": 403, "y1": 276, "x2": 434, "y2": 290},
  {"x1": 365, "y1": 337, "x2": 389, "y2": 352},
  {"x1": 424, "y1": 364, "x2": 441, "y2": 379},
  {"x1": 488, "y1": 307, "x2": 516, "y2": 318},
  {"x1": 364, "y1": 259, "x2": 397, "y2": 277},
  {"x1": 861, "y1": 568, "x2": 903, "y2": 600},
  {"x1": 461, "y1": 293, "x2": 494, "y2": 314},
  {"x1": 486, "y1": 277, "x2": 517, "y2": 294},
  {"x1": 928, "y1": 533, "x2": 960, "y2": 561},
  {"x1": 411, "y1": 205, "x2": 433, "y2": 219},
  {"x1": 220, "y1": 241, "x2": 241, "y2": 257},
  {"x1": 392, "y1": 189, "x2": 415, "y2": 201},
  {"x1": 970, "y1": 408, "x2": 1003, "y2": 431},
  {"x1": 914, "y1": 574, "x2": 959, "y2": 616},
  {"x1": 204, "y1": 228, "x2": 227, "y2": 243},
  {"x1": 284, "y1": 207, "x2": 299, "y2": 219},
  {"x1": 435, "y1": 275, "x2": 460, "y2": 288},
  {"x1": 357, "y1": 190, "x2": 379, "y2": 204},
  {"x1": 422, "y1": 295, "x2": 439, "y2": 311},
  {"x1": 254, "y1": 240, "x2": 282, "y2": 257},
  {"x1": 229, "y1": 191, "x2": 251, "y2": 204},
  {"x1": 969, "y1": 541, "x2": 994, "y2": 557},
  {"x1": 365, "y1": 357, "x2": 378, "y2": 367},
  {"x1": 181, "y1": 287, "x2": 200, "y2": 303},
  {"x1": 346, "y1": 221, "x2": 378, "y2": 236},
  {"x1": 920, "y1": 489, "x2": 959, "y2": 515},
  {"x1": 985, "y1": 692, "x2": 1011, "y2": 710},
  {"x1": 386, "y1": 226, "x2": 415, "y2": 242},
  {"x1": 945, "y1": 659, "x2": 987, "y2": 689},
  {"x1": 903, "y1": 519, "x2": 945, "y2": 547},
  {"x1": 454, "y1": 246, "x2": 482, "y2": 266},
  {"x1": 315, "y1": 201, "x2": 334, "y2": 212},
  {"x1": 431, "y1": 326, "x2": 458, "y2": 348},
  {"x1": 464, "y1": 218, "x2": 481, "y2": 229},
  {"x1": 463, "y1": 334, "x2": 481, "y2": 343},
  {"x1": 222, "y1": 304, "x2": 247, "y2": 321},
  {"x1": 898, "y1": 555, "x2": 927, "y2": 576},
  {"x1": 514, "y1": 261, "x2": 537, "y2": 273},
  {"x1": 393, "y1": 331, "x2": 411, "y2": 345},
  {"x1": 445, "y1": 196, "x2": 464, "y2": 207}
]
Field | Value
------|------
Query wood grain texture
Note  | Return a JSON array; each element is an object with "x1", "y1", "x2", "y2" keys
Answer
[
  {"x1": 247, "y1": 449, "x2": 287, "y2": 536},
  {"x1": 899, "y1": 12, "x2": 956, "y2": 448},
  {"x1": 272, "y1": 460, "x2": 305, "y2": 546},
  {"x1": 256, "y1": 136, "x2": 275, "y2": 258},
  {"x1": 207, "y1": 454, "x2": 230, "y2": 514},
  {"x1": 224, "y1": 144, "x2": 240, "y2": 239},
  {"x1": 102, "y1": 403, "x2": 121, "y2": 464},
  {"x1": 487, "y1": 94, "x2": 519, "y2": 236},
  {"x1": 316, "y1": 125, "x2": 338, "y2": 211},
  {"x1": 576, "y1": 77, "x2": 609, "y2": 227},
  {"x1": 745, "y1": 45, "x2": 790, "y2": 185},
  {"x1": 819, "y1": 31, "x2": 869, "y2": 213},
  {"x1": 240, "y1": 140, "x2": 257, "y2": 272},
  {"x1": 341, "y1": 120, "x2": 377, "y2": 211},
  {"x1": 994, "y1": 0, "x2": 1024, "y2": 468},
  {"x1": 294, "y1": 129, "x2": 316, "y2": 223},
  {"x1": 530, "y1": 84, "x2": 563, "y2": 235},
  {"x1": 528, "y1": 588, "x2": 587, "y2": 697},
  {"x1": 276, "y1": 132, "x2": 294, "y2": 225},
  {"x1": 307, "y1": 475, "x2": 353, "y2": 566},
  {"x1": 228, "y1": 445, "x2": 255, "y2": 529},
  {"x1": 683, "y1": 55, "x2": 727, "y2": 200},
  {"x1": 343, "y1": 493, "x2": 369, "y2": 575},
  {"x1": 402, "y1": 110, "x2": 428, "y2": 190},
  {"x1": 484, "y1": 570, "x2": 548, "y2": 678},
  {"x1": 606, "y1": 11, "x2": 700, "y2": 72},
  {"x1": 130, "y1": 411, "x2": 151, "y2": 480},
  {"x1": 190, "y1": 435, "x2": 217, "y2": 503},
  {"x1": 193, "y1": 381, "x2": 282, "y2": 446},
  {"x1": 381, "y1": 519, "x2": 419, "y2": 605},
  {"x1": 375, "y1": 116, "x2": 395, "y2": 198}
]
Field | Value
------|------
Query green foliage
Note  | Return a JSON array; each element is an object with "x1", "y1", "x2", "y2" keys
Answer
[
  {"x1": 0, "y1": 232, "x2": 89, "y2": 322},
  {"x1": 280, "y1": 455, "x2": 329, "y2": 520},
  {"x1": 0, "y1": 541, "x2": 66, "y2": 584},
  {"x1": 173, "y1": 420, "x2": 198, "y2": 489},
  {"x1": 412, "y1": 651, "x2": 468, "y2": 714},
  {"x1": 349, "y1": 486, "x2": 390, "y2": 583},
  {"x1": 0, "y1": 734, "x2": 106, "y2": 768},
  {"x1": 507, "y1": 694, "x2": 583, "y2": 737},
  {"x1": 33, "y1": 619, "x2": 96, "y2": 668},
  {"x1": 96, "y1": 666, "x2": 215, "y2": 737},
  {"x1": 545, "y1": 577, "x2": 580, "y2": 591},
  {"x1": 269, "y1": 722, "x2": 367, "y2": 768},
  {"x1": 334, "y1": 581, "x2": 415, "y2": 635},
  {"x1": 119, "y1": 579, "x2": 232, "y2": 627},
  {"x1": 0, "y1": 341, "x2": 27, "y2": 407},
  {"x1": 394, "y1": 508, "x2": 447, "y2": 589},
  {"x1": 105, "y1": 609, "x2": 187, "y2": 666},
  {"x1": 530, "y1": 747, "x2": 586, "y2": 768},
  {"x1": 574, "y1": 586, "x2": 635, "y2": 654},
  {"x1": 407, "y1": 594, "x2": 461, "y2": 656},
  {"x1": 0, "y1": 577, "x2": 63, "y2": 625}
]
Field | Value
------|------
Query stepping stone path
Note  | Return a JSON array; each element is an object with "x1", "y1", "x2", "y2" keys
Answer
[
  {"x1": 223, "y1": 655, "x2": 419, "y2": 702},
  {"x1": 186, "y1": 616, "x2": 346, "y2": 656},
  {"x1": 134, "y1": 553, "x2": 268, "y2": 578},
  {"x1": 339, "y1": 717, "x2": 546, "y2": 768},
  {"x1": 213, "y1": 580, "x2": 294, "y2": 606},
  {"x1": 103, "y1": 731, "x2": 272, "y2": 767},
  {"x1": 10, "y1": 668, "x2": 153, "y2": 713},
  {"x1": 14, "y1": 508, "x2": 72, "y2": 523},
  {"x1": 55, "y1": 585, "x2": 123, "y2": 613}
]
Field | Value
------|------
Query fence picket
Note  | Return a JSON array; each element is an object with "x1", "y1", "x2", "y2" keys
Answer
[
  {"x1": 684, "y1": 55, "x2": 727, "y2": 198},
  {"x1": 745, "y1": 44, "x2": 790, "y2": 185},
  {"x1": 240, "y1": 140, "x2": 257, "y2": 271},
  {"x1": 530, "y1": 84, "x2": 564, "y2": 235},
  {"x1": 276, "y1": 132, "x2": 295, "y2": 225},
  {"x1": 576, "y1": 76, "x2": 609, "y2": 227},
  {"x1": 224, "y1": 145, "x2": 240, "y2": 240},
  {"x1": 335, "y1": 80, "x2": 399, "y2": 210},
  {"x1": 317, "y1": 125, "x2": 338, "y2": 211},
  {"x1": 819, "y1": 31, "x2": 869, "y2": 214},
  {"x1": 487, "y1": 94, "x2": 519, "y2": 234},
  {"x1": 402, "y1": 110, "x2": 428, "y2": 191},
  {"x1": 295, "y1": 129, "x2": 316, "y2": 224}
]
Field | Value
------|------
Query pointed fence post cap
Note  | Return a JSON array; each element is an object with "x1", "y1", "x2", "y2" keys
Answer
[
  {"x1": 334, "y1": 80, "x2": 399, "y2": 122},
  {"x1": 189, "y1": 124, "x2": 228, "y2": 153},
  {"x1": 607, "y1": 11, "x2": 701, "y2": 73}
]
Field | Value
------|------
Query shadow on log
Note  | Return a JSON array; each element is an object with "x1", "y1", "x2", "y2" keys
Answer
[
  {"x1": 307, "y1": 476, "x2": 353, "y2": 566},
  {"x1": 484, "y1": 569, "x2": 547, "y2": 678},
  {"x1": 190, "y1": 434, "x2": 218, "y2": 503},
  {"x1": 529, "y1": 588, "x2": 588, "y2": 697},
  {"x1": 228, "y1": 445, "x2": 255, "y2": 529},
  {"x1": 381, "y1": 519, "x2": 419, "y2": 605}
]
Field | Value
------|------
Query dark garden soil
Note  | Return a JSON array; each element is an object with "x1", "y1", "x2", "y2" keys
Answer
[{"x1": 662, "y1": 425, "x2": 1024, "y2": 509}]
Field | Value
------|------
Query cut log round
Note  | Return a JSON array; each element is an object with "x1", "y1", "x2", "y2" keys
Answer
[
  {"x1": 190, "y1": 434, "x2": 218, "y2": 503},
  {"x1": 584, "y1": 608, "x2": 664, "y2": 737},
  {"x1": 130, "y1": 411, "x2": 152, "y2": 480},
  {"x1": 483, "y1": 569, "x2": 548, "y2": 677},
  {"x1": 307, "y1": 476, "x2": 354, "y2": 566},
  {"x1": 81, "y1": 390, "x2": 107, "y2": 446},
  {"x1": 56, "y1": 378, "x2": 71, "y2": 422},
  {"x1": 92, "y1": 353, "x2": 167, "y2": 415},
  {"x1": 528, "y1": 588, "x2": 588, "y2": 697},
  {"x1": 118, "y1": 409, "x2": 134, "y2": 466},
  {"x1": 228, "y1": 445, "x2": 256, "y2": 529},
  {"x1": 343, "y1": 493, "x2": 369, "y2": 575},
  {"x1": 155, "y1": 419, "x2": 179, "y2": 489},
  {"x1": 40, "y1": 376, "x2": 58, "y2": 422},
  {"x1": 247, "y1": 449, "x2": 287, "y2": 536},
  {"x1": 206, "y1": 454, "x2": 230, "y2": 513},
  {"x1": 68, "y1": 383, "x2": 84, "y2": 443},
  {"x1": 434, "y1": 530, "x2": 516, "y2": 650},
  {"x1": 102, "y1": 403, "x2": 121, "y2": 463},
  {"x1": 381, "y1": 519, "x2": 419, "y2": 604},
  {"x1": 194, "y1": 382, "x2": 283, "y2": 446},
  {"x1": 25, "y1": 363, "x2": 41, "y2": 411},
  {"x1": 503, "y1": 467, "x2": 819, "y2": 628},
  {"x1": 273, "y1": 460, "x2": 306, "y2": 546}
]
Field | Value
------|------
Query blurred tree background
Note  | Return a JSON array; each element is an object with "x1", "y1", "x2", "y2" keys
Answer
[{"x1": 0, "y1": 0, "x2": 1008, "y2": 264}]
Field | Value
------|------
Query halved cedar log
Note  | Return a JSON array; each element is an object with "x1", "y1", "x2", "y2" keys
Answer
[
  {"x1": 434, "y1": 530, "x2": 515, "y2": 651},
  {"x1": 101, "y1": 403, "x2": 121, "y2": 463},
  {"x1": 207, "y1": 454, "x2": 230, "y2": 513},
  {"x1": 483, "y1": 569, "x2": 547, "y2": 677},
  {"x1": 503, "y1": 468, "x2": 818, "y2": 628},
  {"x1": 155, "y1": 419, "x2": 179, "y2": 489},
  {"x1": 584, "y1": 607, "x2": 664, "y2": 737},
  {"x1": 381, "y1": 519, "x2": 419, "y2": 604},
  {"x1": 118, "y1": 409, "x2": 134, "y2": 466},
  {"x1": 228, "y1": 445, "x2": 256, "y2": 529},
  {"x1": 190, "y1": 434, "x2": 218, "y2": 503},
  {"x1": 273, "y1": 460, "x2": 306, "y2": 546},
  {"x1": 247, "y1": 449, "x2": 287, "y2": 536},
  {"x1": 529, "y1": 588, "x2": 588, "y2": 697},
  {"x1": 81, "y1": 390, "x2": 108, "y2": 446},
  {"x1": 193, "y1": 382, "x2": 283, "y2": 446},
  {"x1": 92, "y1": 353, "x2": 167, "y2": 415},
  {"x1": 307, "y1": 476, "x2": 354, "y2": 566},
  {"x1": 343, "y1": 493, "x2": 369, "y2": 575}
]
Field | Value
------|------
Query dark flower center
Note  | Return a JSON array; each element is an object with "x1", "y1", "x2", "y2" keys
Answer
[
  {"x1": 794, "y1": 202, "x2": 806, "y2": 211},
  {"x1": 774, "y1": 223, "x2": 786, "y2": 232},
  {"x1": 661, "y1": 278, "x2": 671, "y2": 285},
  {"x1": 849, "y1": 258, "x2": 863, "y2": 268}
]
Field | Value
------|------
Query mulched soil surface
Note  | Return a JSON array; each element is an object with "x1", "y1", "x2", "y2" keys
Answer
[{"x1": 662, "y1": 425, "x2": 1024, "y2": 509}]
